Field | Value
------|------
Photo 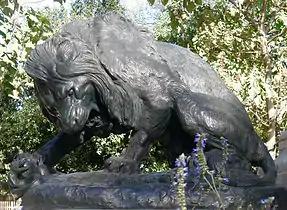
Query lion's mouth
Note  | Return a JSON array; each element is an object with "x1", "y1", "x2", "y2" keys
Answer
[
  {"x1": 84, "y1": 110, "x2": 112, "y2": 138},
  {"x1": 85, "y1": 110, "x2": 110, "y2": 129},
  {"x1": 85, "y1": 116, "x2": 102, "y2": 128}
]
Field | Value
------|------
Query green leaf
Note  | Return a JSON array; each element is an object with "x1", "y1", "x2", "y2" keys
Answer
[
  {"x1": 39, "y1": 16, "x2": 51, "y2": 25},
  {"x1": 0, "y1": 0, "x2": 8, "y2": 10},
  {"x1": 279, "y1": 14, "x2": 287, "y2": 26},
  {"x1": 27, "y1": 17, "x2": 33, "y2": 29},
  {"x1": 0, "y1": 30, "x2": 6, "y2": 39},
  {"x1": 170, "y1": 17, "x2": 179, "y2": 30},
  {"x1": 275, "y1": 21, "x2": 284, "y2": 30},
  {"x1": 161, "y1": 0, "x2": 168, "y2": 6},
  {"x1": 54, "y1": 0, "x2": 65, "y2": 4},
  {"x1": 183, "y1": 0, "x2": 196, "y2": 13},
  {"x1": 3, "y1": 6, "x2": 13, "y2": 17},
  {"x1": 147, "y1": 0, "x2": 155, "y2": 5}
]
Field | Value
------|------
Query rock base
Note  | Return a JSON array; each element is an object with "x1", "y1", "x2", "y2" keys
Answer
[{"x1": 21, "y1": 170, "x2": 287, "y2": 209}]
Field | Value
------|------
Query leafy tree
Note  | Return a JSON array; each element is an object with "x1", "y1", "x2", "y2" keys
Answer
[
  {"x1": 71, "y1": 0, "x2": 125, "y2": 18},
  {"x1": 0, "y1": 0, "x2": 55, "y2": 195},
  {"x1": 0, "y1": 0, "x2": 169, "y2": 196},
  {"x1": 152, "y1": 0, "x2": 287, "y2": 158}
]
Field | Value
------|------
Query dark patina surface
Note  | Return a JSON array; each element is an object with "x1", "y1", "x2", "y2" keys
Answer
[
  {"x1": 9, "y1": 153, "x2": 287, "y2": 209},
  {"x1": 8, "y1": 12, "x2": 282, "y2": 209}
]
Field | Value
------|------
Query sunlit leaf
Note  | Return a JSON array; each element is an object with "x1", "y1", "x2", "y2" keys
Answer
[
  {"x1": 183, "y1": 0, "x2": 196, "y2": 13},
  {"x1": 147, "y1": 0, "x2": 155, "y2": 5},
  {"x1": 279, "y1": 14, "x2": 287, "y2": 26},
  {"x1": 170, "y1": 16, "x2": 179, "y2": 30},
  {"x1": 161, "y1": 0, "x2": 169, "y2": 6},
  {"x1": 0, "y1": 0, "x2": 8, "y2": 8},
  {"x1": 3, "y1": 6, "x2": 13, "y2": 17},
  {"x1": 0, "y1": 30, "x2": 6, "y2": 39},
  {"x1": 54, "y1": 0, "x2": 65, "y2": 4},
  {"x1": 153, "y1": 0, "x2": 287, "y2": 148}
]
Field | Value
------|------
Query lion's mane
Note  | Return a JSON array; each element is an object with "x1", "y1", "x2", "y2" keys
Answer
[{"x1": 25, "y1": 15, "x2": 144, "y2": 128}]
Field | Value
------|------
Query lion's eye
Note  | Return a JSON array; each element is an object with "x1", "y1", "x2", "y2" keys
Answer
[{"x1": 68, "y1": 88, "x2": 74, "y2": 97}]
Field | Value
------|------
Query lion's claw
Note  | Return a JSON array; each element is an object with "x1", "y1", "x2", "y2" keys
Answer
[{"x1": 8, "y1": 153, "x2": 50, "y2": 198}]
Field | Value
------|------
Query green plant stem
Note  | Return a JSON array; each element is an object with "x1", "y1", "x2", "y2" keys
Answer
[{"x1": 203, "y1": 173, "x2": 225, "y2": 210}]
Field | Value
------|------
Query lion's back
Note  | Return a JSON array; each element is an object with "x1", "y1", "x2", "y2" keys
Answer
[{"x1": 155, "y1": 42, "x2": 237, "y2": 102}]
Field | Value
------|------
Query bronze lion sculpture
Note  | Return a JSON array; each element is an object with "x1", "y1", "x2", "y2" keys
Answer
[{"x1": 9, "y1": 13, "x2": 276, "y2": 191}]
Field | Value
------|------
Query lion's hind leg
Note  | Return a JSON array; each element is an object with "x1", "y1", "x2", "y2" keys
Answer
[
  {"x1": 173, "y1": 91, "x2": 276, "y2": 186},
  {"x1": 173, "y1": 92, "x2": 240, "y2": 142}
]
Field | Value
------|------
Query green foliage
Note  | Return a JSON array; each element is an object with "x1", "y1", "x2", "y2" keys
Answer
[
  {"x1": 0, "y1": 2, "x2": 53, "y2": 98},
  {"x1": 0, "y1": 0, "x2": 54, "y2": 194},
  {"x1": 0, "y1": 96, "x2": 57, "y2": 195},
  {"x1": 0, "y1": 0, "x2": 115, "y2": 195},
  {"x1": 71, "y1": 0, "x2": 125, "y2": 19},
  {"x1": 0, "y1": 0, "x2": 169, "y2": 197},
  {"x1": 0, "y1": 0, "x2": 124, "y2": 98},
  {"x1": 43, "y1": 0, "x2": 125, "y2": 39},
  {"x1": 57, "y1": 133, "x2": 128, "y2": 173},
  {"x1": 153, "y1": 0, "x2": 287, "y2": 147}
]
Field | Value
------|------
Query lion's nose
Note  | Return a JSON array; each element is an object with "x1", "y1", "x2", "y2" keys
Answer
[
  {"x1": 60, "y1": 115, "x2": 80, "y2": 134},
  {"x1": 60, "y1": 106, "x2": 86, "y2": 133},
  {"x1": 71, "y1": 117, "x2": 80, "y2": 128},
  {"x1": 71, "y1": 107, "x2": 82, "y2": 125}
]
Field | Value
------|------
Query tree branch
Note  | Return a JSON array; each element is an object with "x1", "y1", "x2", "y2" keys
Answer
[
  {"x1": 268, "y1": 27, "x2": 287, "y2": 43},
  {"x1": 228, "y1": 0, "x2": 258, "y2": 29},
  {"x1": 0, "y1": 79, "x2": 4, "y2": 91},
  {"x1": 249, "y1": 109, "x2": 269, "y2": 128},
  {"x1": 233, "y1": 34, "x2": 254, "y2": 42},
  {"x1": 273, "y1": 1, "x2": 287, "y2": 12},
  {"x1": 184, "y1": 37, "x2": 192, "y2": 49},
  {"x1": 279, "y1": 6, "x2": 287, "y2": 11},
  {"x1": 12, "y1": 0, "x2": 19, "y2": 14},
  {"x1": 260, "y1": 0, "x2": 267, "y2": 29}
]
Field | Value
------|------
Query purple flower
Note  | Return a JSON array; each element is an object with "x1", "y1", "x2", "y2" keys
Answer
[
  {"x1": 175, "y1": 159, "x2": 181, "y2": 167},
  {"x1": 175, "y1": 155, "x2": 187, "y2": 168},
  {"x1": 194, "y1": 133, "x2": 200, "y2": 143},
  {"x1": 260, "y1": 198, "x2": 269, "y2": 204},
  {"x1": 194, "y1": 164, "x2": 201, "y2": 175},
  {"x1": 223, "y1": 178, "x2": 229, "y2": 183},
  {"x1": 201, "y1": 136, "x2": 207, "y2": 148},
  {"x1": 182, "y1": 172, "x2": 188, "y2": 178},
  {"x1": 221, "y1": 137, "x2": 228, "y2": 146},
  {"x1": 200, "y1": 185, "x2": 205, "y2": 193},
  {"x1": 192, "y1": 148, "x2": 199, "y2": 153},
  {"x1": 194, "y1": 133, "x2": 207, "y2": 148}
]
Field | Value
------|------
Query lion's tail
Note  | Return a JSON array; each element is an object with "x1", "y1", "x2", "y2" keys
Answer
[
  {"x1": 238, "y1": 133, "x2": 277, "y2": 187},
  {"x1": 257, "y1": 142, "x2": 277, "y2": 185}
]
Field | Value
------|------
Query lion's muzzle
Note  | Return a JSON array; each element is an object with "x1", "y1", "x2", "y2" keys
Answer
[{"x1": 60, "y1": 105, "x2": 89, "y2": 133}]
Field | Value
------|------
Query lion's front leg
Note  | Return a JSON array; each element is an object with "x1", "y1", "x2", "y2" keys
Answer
[{"x1": 104, "y1": 130, "x2": 150, "y2": 174}]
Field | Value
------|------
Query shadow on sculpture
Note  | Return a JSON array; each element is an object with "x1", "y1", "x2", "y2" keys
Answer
[{"x1": 8, "y1": 12, "x2": 286, "y2": 209}]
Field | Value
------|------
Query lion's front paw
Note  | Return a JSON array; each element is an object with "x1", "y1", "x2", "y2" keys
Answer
[
  {"x1": 104, "y1": 156, "x2": 140, "y2": 174},
  {"x1": 8, "y1": 153, "x2": 49, "y2": 198}
]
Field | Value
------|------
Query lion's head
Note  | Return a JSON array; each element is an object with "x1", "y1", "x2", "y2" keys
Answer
[
  {"x1": 25, "y1": 33, "x2": 113, "y2": 135},
  {"x1": 25, "y1": 16, "x2": 144, "y2": 136}
]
